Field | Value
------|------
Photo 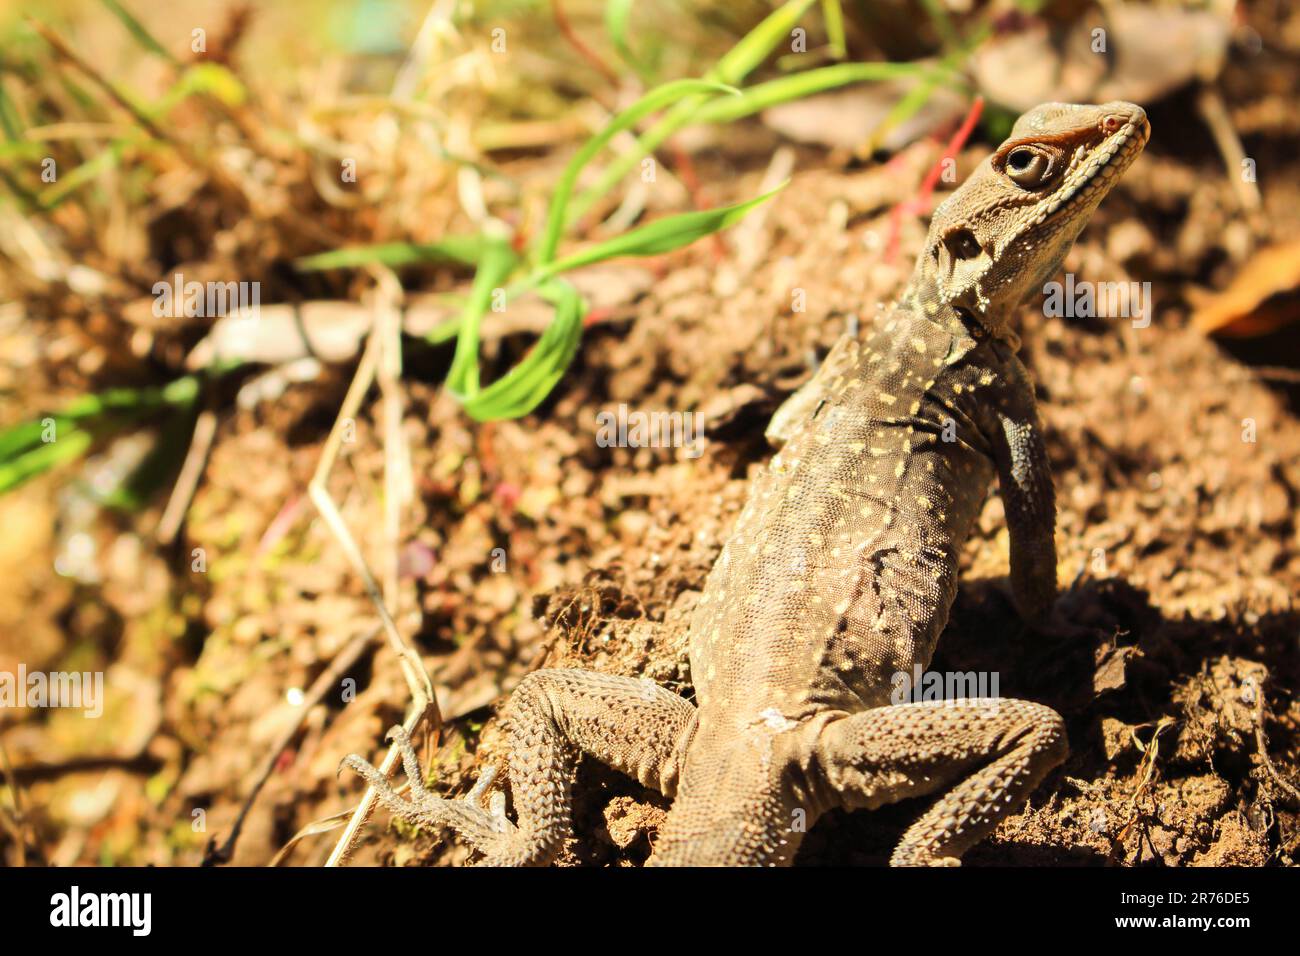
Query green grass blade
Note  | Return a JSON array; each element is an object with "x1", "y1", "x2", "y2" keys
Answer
[
  {"x1": 864, "y1": 44, "x2": 975, "y2": 151},
  {"x1": 153, "y1": 63, "x2": 247, "y2": 115},
  {"x1": 445, "y1": 238, "x2": 517, "y2": 399},
  {"x1": 536, "y1": 183, "x2": 785, "y2": 282},
  {"x1": 0, "y1": 428, "x2": 93, "y2": 494},
  {"x1": 571, "y1": 0, "x2": 816, "y2": 222},
  {"x1": 0, "y1": 418, "x2": 67, "y2": 461},
  {"x1": 0, "y1": 81, "x2": 23, "y2": 141},
  {"x1": 462, "y1": 280, "x2": 586, "y2": 421},
  {"x1": 0, "y1": 376, "x2": 199, "y2": 495},
  {"x1": 58, "y1": 376, "x2": 200, "y2": 418},
  {"x1": 712, "y1": 0, "x2": 818, "y2": 84},
  {"x1": 294, "y1": 236, "x2": 496, "y2": 272},
  {"x1": 918, "y1": 0, "x2": 962, "y2": 53},
  {"x1": 868, "y1": 77, "x2": 942, "y2": 151},
  {"x1": 691, "y1": 61, "x2": 942, "y2": 126},
  {"x1": 0, "y1": 141, "x2": 48, "y2": 161},
  {"x1": 0, "y1": 376, "x2": 199, "y2": 462},
  {"x1": 536, "y1": 78, "x2": 738, "y2": 265},
  {"x1": 604, "y1": 0, "x2": 647, "y2": 79},
  {"x1": 99, "y1": 406, "x2": 196, "y2": 511},
  {"x1": 821, "y1": 0, "x2": 847, "y2": 59},
  {"x1": 38, "y1": 142, "x2": 125, "y2": 207},
  {"x1": 99, "y1": 0, "x2": 179, "y2": 63},
  {"x1": 445, "y1": 185, "x2": 772, "y2": 418}
]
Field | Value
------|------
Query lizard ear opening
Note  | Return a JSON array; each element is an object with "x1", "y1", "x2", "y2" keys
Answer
[{"x1": 943, "y1": 228, "x2": 982, "y2": 261}]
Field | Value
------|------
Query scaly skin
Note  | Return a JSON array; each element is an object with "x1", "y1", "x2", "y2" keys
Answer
[{"x1": 342, "y1": 101, "x2": 1150, "y2": 866}]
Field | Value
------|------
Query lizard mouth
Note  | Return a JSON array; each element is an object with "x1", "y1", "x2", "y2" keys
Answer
[{"x1": 1020, "y1": 107, "x2": 1149, "y2": 228}]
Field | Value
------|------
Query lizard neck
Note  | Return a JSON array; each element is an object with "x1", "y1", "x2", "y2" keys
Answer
[{"x1": 896, "y1": 268, "x2": 1018, "y2": 351}]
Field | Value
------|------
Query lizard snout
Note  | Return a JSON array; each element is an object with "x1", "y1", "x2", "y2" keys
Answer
[{"x1": 1099, "y1": 103, "x2": 1149, "y2": 141}]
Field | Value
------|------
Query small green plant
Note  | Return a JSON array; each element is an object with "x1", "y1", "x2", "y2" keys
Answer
[
  {"x1": 0, "y1": 0, "x2": 969, "y2": 493},
  {"x1": 0, "y1": 376, "x2": 199, "y2": 495},
  {"x1": 302, "y1": 0, "x2": 947, "y2": 422}
]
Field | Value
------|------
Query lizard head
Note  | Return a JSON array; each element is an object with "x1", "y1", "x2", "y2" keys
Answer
[{"x1": 911, "y1": 101, "x2": 1149, "y2": 338}]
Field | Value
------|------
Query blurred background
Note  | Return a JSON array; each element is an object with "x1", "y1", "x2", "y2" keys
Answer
[{"x1": 1, "y1": 0, "x2": 1297, "y2": 867}]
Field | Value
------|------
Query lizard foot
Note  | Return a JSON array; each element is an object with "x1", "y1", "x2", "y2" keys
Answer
[
  {"x1": 341, "y1": 668, "x2": 696, "y2": 865},
  {"x1": 339, "y1": 725, "x2": 519, "y2": 862}
]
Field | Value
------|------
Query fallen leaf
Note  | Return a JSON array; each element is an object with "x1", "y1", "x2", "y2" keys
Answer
[{"x1": 1191, "y1": 240, "x2": 1300, "y2": 337}]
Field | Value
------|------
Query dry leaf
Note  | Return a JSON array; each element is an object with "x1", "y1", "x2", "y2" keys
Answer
[{"x1": 1191, "y1": 240, "x2": 1300, "y2": 337}]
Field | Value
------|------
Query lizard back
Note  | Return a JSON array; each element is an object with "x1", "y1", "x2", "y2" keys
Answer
[{"x1": 687, "y1": 307, "x2": 1026, "y2": 723}]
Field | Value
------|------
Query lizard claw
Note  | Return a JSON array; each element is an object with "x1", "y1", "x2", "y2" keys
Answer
[
  {"x1": 337, "y1": 752, "x2": 370, "y2": 780},
  {"x1": 464, "y1": 763, "x2": 499, "y2": 805},
  {"x1": 339, "y1": 738, "x2": 520, "y2": 857}
]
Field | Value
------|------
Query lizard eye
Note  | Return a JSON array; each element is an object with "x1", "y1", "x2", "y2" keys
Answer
[{"x1": 1004, "y1": 147, "x2": 1051, "y2": 188}]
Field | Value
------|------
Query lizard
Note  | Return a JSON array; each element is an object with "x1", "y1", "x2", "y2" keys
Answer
[{"x1": 342, "y1": 101, "x2": 1150, "y2": 866}]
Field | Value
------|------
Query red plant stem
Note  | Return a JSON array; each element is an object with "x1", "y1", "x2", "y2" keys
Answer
[
  {"x1": 551, "y1": 0, "x2": 620, "y2": 87},
  {"x1": 670, "y1": 142, "x2": 726, "y2": 262},
  {"x1": 886, "y1": 95, "x2": 985, "y2": 263}
]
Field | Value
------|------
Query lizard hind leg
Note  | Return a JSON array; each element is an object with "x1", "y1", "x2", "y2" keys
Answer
[
  {"x1": 341, "y1": 668, "x2": 696, "y2": 866},
  {"x1": 813, "y1": 698, "x2": 1067, "y2": 866}
]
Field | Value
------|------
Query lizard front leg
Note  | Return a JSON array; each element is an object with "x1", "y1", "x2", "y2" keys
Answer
[
  {"x1": 996, "y1": 411, "x2": 1058, "y2": 625},
  {"x1": 342, "y1": 669, "x2": 696, "y2": 865},
  {"x1": 813, "y1": 698, "x2": 1067, "y2": 865},
  {"x1": 984, "y1": 354, "x2": 1059, "y2": 626}
]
